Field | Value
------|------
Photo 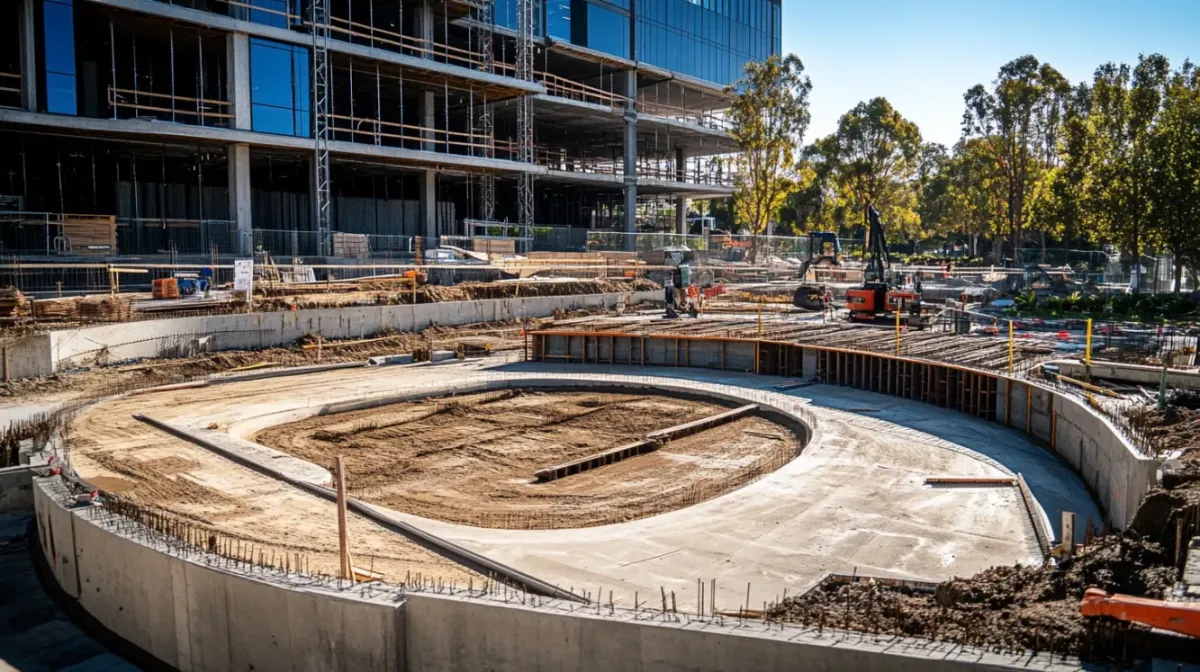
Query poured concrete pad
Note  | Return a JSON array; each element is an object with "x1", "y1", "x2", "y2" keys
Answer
[{"x1": 63, "y1": 358, "x2": 1098, "y2": 613}]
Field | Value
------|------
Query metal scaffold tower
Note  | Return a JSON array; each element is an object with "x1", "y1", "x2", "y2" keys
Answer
[
  {"x1": 311, "y1": 0, "x2": 333, "y2": 256},
  {"x1": 474, "y1": 0, "x2": 496, "y2": 222},
  {"x1": 515, "y1": 0, "x2": 535, "y2": 241}
]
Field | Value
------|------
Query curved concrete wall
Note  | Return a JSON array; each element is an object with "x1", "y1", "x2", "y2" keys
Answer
[
  {"x1": 33, "y1": 476, "x2": 1074, "y2": 672},
  {"x1": 9, "y1": 291, "x2": 657, "y2": 378},
  {"x1": 530, "y1": 332, "x2": 1160, "y2": 531}
]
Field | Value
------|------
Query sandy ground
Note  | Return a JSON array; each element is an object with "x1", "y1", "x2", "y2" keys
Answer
[
  {"x1": 65, "y1": 385, "x2": 482, "y2": 586},
  {"x1": 254, "y1": 390, "x2": 800, "y2": 529}
]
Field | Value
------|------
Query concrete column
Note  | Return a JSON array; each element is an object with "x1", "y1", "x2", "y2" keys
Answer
[
  {"x1": 18, "y1": 0, "x2": 38, "y2": 112},
  {"x1": 226, "y1": 33, "x2": 252, "y2": 131},
  {"x1": 674, "y1": 146, "x2": 687, "y2": 234},
  {"x1": 622, "y1": 70, "x2": 638, "y2": 236},
  {"x1": 419, "y1": 170, "x2": 437, "y2": 240},
  {"x1": 421, "y1": 90, "x2": 436, "y2": 152},
  {"x1": 417, "y1": 0, "x2": 435, "y2": 58},
  {"x1": 228, "y1": 144, "x2": 252, "y2": 254}
]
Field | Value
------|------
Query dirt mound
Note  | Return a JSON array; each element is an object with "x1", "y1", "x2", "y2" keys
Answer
[{"x1": 767, "y1": 535, "x2": 1172, "y2": 657}]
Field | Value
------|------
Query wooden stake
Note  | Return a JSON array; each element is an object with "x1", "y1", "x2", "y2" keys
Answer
[{"x1": 335, "y1": 456, "x2": 354, "y2": 582}]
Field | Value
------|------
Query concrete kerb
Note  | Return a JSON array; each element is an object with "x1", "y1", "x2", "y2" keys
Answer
[
  {"x1": 33, "y1": 476, "x2": 1083, "y2": 672},
  {"x1": 130, "y1": 413, "x2": 587, "y2": 604}
]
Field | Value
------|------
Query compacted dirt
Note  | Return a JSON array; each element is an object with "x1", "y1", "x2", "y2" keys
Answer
[{"x1": 255, "y1": 390, "x2": 800, "y2": 529}]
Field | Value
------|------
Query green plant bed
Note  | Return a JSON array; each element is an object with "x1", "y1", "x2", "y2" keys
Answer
[{"x1": 1005, "y1": 291, "x2": 1200, "y2": 324}]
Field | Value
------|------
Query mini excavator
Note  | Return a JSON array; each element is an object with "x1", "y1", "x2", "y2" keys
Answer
[{"x1": 845, "y1": 203, "x2": 924, "y2": 329}]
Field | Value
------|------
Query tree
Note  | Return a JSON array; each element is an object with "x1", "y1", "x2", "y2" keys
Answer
[
  {"x1": 941, "y1": 138, "x2": 1009, "y2": 257},
  {"x1": 805, "y1": 97, "x2": 923, "y2": 243},
  {"x1": 728, "y1": 54, "x2": 813, "y2": 243},
  {"x1": 1077, "y1": 54, "x2": 1171, "y2": 291},
  {"x1": 916, "y1": 143, "x2": 950, "y2": 234},
  {"x1": 1148, "y1": 60, "x2": 1200, "y2": 291},
  {"x1": 962, "y1": 56, "x2": 1068, "y2": 264}
]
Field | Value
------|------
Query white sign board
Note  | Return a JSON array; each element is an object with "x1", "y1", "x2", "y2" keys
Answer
[{"x1": 233, "y1": 259, "x2": 254, "y2": 295}]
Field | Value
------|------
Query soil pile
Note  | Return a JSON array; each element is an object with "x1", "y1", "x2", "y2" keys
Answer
[{"x1": 767, "y1": 535, "x2": 1172, "y2": 657}]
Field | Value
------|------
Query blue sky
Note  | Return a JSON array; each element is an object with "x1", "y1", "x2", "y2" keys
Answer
[{"x1": 784, "y1": 0, "x2": 1200, "y2": 147}]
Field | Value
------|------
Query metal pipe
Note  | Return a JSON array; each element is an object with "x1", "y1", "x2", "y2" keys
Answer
[
  {"x1": 109, "y1": 20, "x2": 117, "y2": 119},
  {"x1": 169, "y1": 29, "x2": 176, "y2": 122}
]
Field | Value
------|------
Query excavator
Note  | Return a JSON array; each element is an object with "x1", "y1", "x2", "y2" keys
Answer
[
  {"x1": 1081, "y1": 588, "x2": 1200, "y2": 639},
  {"x1": 845, "y1": 203, "x2": 923, "y2": 328}
]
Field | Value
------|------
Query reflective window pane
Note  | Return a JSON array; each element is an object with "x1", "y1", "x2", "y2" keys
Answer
[
  {"x1": 546, "y1": 0, "x2": 571, "y2": 40},
  {"x1": 45, "y1": 72, "x2": 77, "y2": 115},
  {"x1": 250, "y1": 38, "x2": 310, "y2": 137},
  {"x1": 586, "y1": 4, "x2": 628, "y2": 59}
]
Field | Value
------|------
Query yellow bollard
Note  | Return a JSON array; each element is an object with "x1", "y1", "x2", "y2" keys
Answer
[
  {"x1": 1085, "y1": 318, "x2": 1093, "y2": 368},
  {"x1": 1008, "y1": 321, "x2": 1014, "y2": 374}
]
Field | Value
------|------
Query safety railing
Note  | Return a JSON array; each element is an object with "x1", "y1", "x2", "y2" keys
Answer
[
  {"x1": 115, "y1": 219, "x2": 239, "y2": 256},
  {"x1": 108, "y1": 86, "x2": 233, "y2": 127},
  {"x1": 636, "y1": 159, "x2": 736, "y2": 187},
  {"x1": 326, "y1": 113, "x2": 516, "y2": 158},
  {"x1": 163, "y1": 0, "x2": 507, "y2": 79},
  {"x1": 0, "y1": 72, "x2": 20, "y2": 108},
  {"x1": 537, "y1": 72, "x2": 629, "y2": 108},
  {"x1": 534, "y1": 149, "x2": 623, "y2": 175},
  {"x1": 636, "y1": 100, "x2": 732, "y2": 132}
]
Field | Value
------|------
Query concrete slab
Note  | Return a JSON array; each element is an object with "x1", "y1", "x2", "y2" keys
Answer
[{"x1": 60, "y1": 359, "x2": 1088, "y2": 616}]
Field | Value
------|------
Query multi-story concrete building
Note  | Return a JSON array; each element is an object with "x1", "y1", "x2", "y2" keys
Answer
[{"x1": 0, "y1": 0, "x2": 780, "y2": 257}]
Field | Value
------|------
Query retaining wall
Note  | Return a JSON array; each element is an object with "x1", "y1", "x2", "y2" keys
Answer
[
  {"x1": 531, "y1": 331, "x2": 1160, "y2": 531},
  {"x1": 33, "y1": 476, "x2": 1074, "y2": 672},
  {"x1": 9, "y1": 291, "x2": 655, "y2": 379}
]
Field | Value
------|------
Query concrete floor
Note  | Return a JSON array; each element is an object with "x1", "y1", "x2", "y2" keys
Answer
[{"x1": 55, "y1": 356, "x2": 1104, "y2": 616}]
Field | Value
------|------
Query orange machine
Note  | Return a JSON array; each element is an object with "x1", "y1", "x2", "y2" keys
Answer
[
  {"x1": 1081, "y1": 588, "x2": 1200, "y2": 639},
  {"x1": 845, "y1": 204, "x2": 923, "y2": 326},
  {"x1": 846, "y1": 282, "x2": 921, "y2": 323}
]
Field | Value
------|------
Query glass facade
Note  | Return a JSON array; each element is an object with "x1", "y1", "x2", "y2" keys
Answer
[
  {"x1": 249, "y1": 38, "x2": 310, "y2": 137},
  {"x1": 638, "y1": 0, "x2": 779, "y2": 85},
  {"x1": 533, "y1": 0, "x2": 779, "y2": 86},
  {"x1": 42, "y1": 0, "x2": 77, "y2": 115},
  {"x1": 244, "y1": 0, "x2": 302, "y2": 29}
]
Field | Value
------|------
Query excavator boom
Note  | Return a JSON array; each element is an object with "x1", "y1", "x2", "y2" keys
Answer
[{"x1": 1081, "y1": 588, "x2": 1200, "y2": 639}]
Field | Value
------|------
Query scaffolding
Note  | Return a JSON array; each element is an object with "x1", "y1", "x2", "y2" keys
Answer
[
  {"x1": 515, "y1": 0, "x2": 534, "y2": 241},
  {"x1": 474, "y1": 0, "x2": 496, "y2": 222},
  {"x1": 311, "y1": 0, "x2": 333, "y2": 256}
]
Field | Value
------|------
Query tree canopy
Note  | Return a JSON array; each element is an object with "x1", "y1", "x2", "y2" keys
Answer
[{"x1": 727, "y1": 54, "x2": 812, "y2": 237}]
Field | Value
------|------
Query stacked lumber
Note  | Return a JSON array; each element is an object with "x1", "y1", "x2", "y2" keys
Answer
[
  {"x1": 32, "y1": 297, "x2": 80, "y2": 321},
  {"x1": 0, "y1": 288, "x2": 30, "y2": 319},
  {"x1": 62, "y1": 216, "x2": 117, "y2": 255},
  {"x1": 79, "y1": 294, "x2": 133, "y2": 322}
]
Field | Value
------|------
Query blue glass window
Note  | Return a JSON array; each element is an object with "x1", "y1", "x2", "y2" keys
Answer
[
  {"x1": 247, "y1": 0, "x2": 294, "y2": 29},
  {"x1": 42, "y1": 0, "x2": 76, "y2": 115},
  {"x1": 546, "y1": 0, "x2": 571, "y2": 40},
  {"x1": 586, "y1": 3, "x2": 628, "y2": 59},
  {"x1": 250, "y1": 38, "x2": 310, "y2": 137}
]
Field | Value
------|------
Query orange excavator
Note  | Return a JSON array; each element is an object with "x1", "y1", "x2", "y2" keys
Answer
[
  {"x1": 1081, "y1": 588, "x2": 1200, "y2": 638},
  {"x1": 845, "y1": 203, "x2": 924, "y2": 328}
]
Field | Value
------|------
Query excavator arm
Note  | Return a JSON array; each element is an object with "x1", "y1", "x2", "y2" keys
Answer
[{"x1": 1081, "y1": 588, "x2": 1200, "y2": 638}]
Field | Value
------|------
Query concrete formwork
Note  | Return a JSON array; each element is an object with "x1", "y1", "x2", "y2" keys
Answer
[
  {"x1": 6, "y1": 291, "x2": 656, "y2": 379},
  {"x1": 530, "y1": 331, "x2": 1160, "y2": 530},
  {"x1": 33, "y1": 476, "x2": 1077, "y2": 672},
  {"x1": 0, "y1": 465, "x2": 34, "y2": 514}
]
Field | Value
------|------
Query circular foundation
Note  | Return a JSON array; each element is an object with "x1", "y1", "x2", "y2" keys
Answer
[{"x1": 254, "y1": 386, "x2": 804, "y2": 529}]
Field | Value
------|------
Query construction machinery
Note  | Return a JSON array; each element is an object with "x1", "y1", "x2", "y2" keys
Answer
[
  {"x1": 796, "y1": 232, "x2": 841, "y2": 279},
  {"x1": 845, "y1": 204, "x2": 924, "y2": 328},
  {"x1": 1081, "y1": 588, "x2": 1200, "y2": 639}
]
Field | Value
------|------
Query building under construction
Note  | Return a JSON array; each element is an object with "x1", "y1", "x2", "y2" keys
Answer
[{"x1": 0, "y1": 0, "x2": 779, "y2": 258}]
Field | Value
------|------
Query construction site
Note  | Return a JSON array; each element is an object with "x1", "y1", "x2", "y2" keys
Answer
[
  {"x1": 1, "y1": 0, "x2": 1200, "y2": 669},
  {"x1": 0, "y1": 217, "x2": 1198, "y2": 670}
]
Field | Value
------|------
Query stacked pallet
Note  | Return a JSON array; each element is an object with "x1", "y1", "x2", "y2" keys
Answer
[
  {"x1": 332, "y1": 232, "x2": 370, "y2": 258},
  {"x1": 79, "y1": 294, "x2": 133, "y2": 322},
  {"x1": 61, "y1": 216, "x2": 117, "y2": 255},
  {"x1": 32, "y1": 297, "x2": 80, "y2": 321},
  {"x1": 0, "y1": 288, "x2": 30, "y2": 319}
]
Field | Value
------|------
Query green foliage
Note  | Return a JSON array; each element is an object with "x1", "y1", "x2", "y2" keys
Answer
[
  {"x1": 1007, "y1": 290, "x2": 1200, "y2": 321},
  {"x1": 803, "y1": 97, "x2": 924, "y2": 242},
  {"x1": 728, "y1": 54, "x2": 813, "y2": 237},
  {"x1": 961, "y1": 56, "x2": 1072, "y2": 263},
  {"x1": 1147, "y1": 60, "x2": 1200, "y2": 290}
]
